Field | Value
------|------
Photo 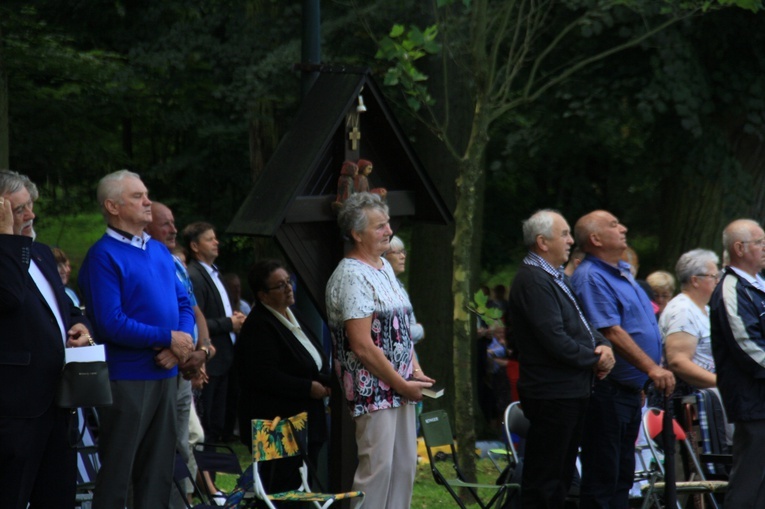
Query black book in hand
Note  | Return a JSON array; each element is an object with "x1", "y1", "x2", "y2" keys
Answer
[
  {"x1": 408, "y1": 376, "x2": 445, "y2": 399},
  {"x1": 421, "y1": 383, "x2": 445, "y2": 399}
]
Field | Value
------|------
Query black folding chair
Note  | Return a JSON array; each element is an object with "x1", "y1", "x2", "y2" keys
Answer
[
  {"x1": 173, "y1": 450, "x2": 220, "y2": 508},
  {"x1": 193, "y1": 442, "x2": 243, "y2": 502},
  {"x1": 72, "y1": 408, "x2": 101, "y2": 508}
]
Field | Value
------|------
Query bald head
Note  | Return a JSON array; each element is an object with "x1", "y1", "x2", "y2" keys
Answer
[
  {"x1": 723, "y1": 219, "x2": 760, "y2": 252},
  {"x1": 723, "y1": 218, "x2": 765, "y2": 276},
  {"x1": 145, "y1": 202, "x2": 177, "y2": 249},
  {"x1": 574, "y1": 210, "x2": 628, "y2": 264}
]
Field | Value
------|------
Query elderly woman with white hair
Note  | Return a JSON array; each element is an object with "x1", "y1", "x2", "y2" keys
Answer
[
  {"x1": 384, "y1": 235, "x2": 424, "y2": 343},
  {"x1": 326, "y1": 192, "x2": 434, "y2": 509},
  {"x1": 658, "y1": 248, "x2": 720, "y2": 390}
]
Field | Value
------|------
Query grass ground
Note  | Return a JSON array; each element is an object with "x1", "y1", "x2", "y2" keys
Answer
[{"x1": 214, "y1": 440, "x2": 508, "y2": 508}]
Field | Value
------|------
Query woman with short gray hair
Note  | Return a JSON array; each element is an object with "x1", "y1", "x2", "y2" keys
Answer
[
  {"x1": 326, "y1": 192, "x2": 434, "y2": 509},
  {"x1": 384, "y1": 235, "x2": 424, "y2": 343},
  {"x1": 658, "y1": 248, "x2": 720, "y2": 390}
]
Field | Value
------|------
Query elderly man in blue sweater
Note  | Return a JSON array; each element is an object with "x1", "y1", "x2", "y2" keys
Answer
[{"x1": 79, "y1": 170, "x2": 195, "y2": 509}]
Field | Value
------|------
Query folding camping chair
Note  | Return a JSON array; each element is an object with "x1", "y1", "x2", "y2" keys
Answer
[
  {"x1": 173, "y1": 450, "x2": 223, "y2": 509},
  {"x1": 640, "y1": 407, "x2": 727, "y2": 509},
  {"x1": 193, "y1": 442, "x2": 243, "y2": 503},
  {"x1": 420, "y1": 409, "x2": 520, "y2": 509},
  {"x1": 251, "y1": 412, "x2": 364, "y2": 509},
  {"x1": 74, "y1": 408, "x2": 101, "y2": 509}
]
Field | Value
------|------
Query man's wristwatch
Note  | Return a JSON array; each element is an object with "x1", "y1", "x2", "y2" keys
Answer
[{"x1": 200, "y1": 345, "x2": 211, "y2": 360}]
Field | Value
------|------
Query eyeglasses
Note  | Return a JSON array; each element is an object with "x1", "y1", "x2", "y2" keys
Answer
[
  {"x1": 388, "y1": 249, "x2": 407, "y2": 256},
  {"x1": 266, "y1": 280, "x2": 292, "y2": 292},
  {"x1": 740, "y1": 238, "x2": 765, "y2": 247},
  {"x1": 695, "y1": 273, "x2": 722, "y2": 281}
]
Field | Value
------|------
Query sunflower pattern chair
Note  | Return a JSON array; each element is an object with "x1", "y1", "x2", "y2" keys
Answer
[{"x1": 251, "y1": 412, "x2": 364, "y2": 509}]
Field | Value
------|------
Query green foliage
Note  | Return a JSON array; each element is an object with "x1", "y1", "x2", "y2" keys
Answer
[
  {"x1": 375, "y1": 23, "x2": 439, "y2": 111},
  {"x1": 468, "y1": 289, "x2": 503, "y2": 328},
  {"x1": 718, "y1": 0, "x2": 762, "y2": 10},
  {"x1": 33, "y1": 209, "x2": 105, "y2": 293}
]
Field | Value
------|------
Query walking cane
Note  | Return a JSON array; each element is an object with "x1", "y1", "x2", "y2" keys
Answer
[{"x1": 663, "y1": 392, "x2": 677, "y2": 508}]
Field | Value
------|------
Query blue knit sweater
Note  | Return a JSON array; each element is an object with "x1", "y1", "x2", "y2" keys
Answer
[{"x1": 79, "y1": 234, "x2": 195, "y2": 380}]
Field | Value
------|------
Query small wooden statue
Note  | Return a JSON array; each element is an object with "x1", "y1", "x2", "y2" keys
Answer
[
  {"x1": 332, "y1": 160, "x2": 358, "y2": 211},
  {"x1": 355, "y1": 159, "x2": 387, "y2": 199}
]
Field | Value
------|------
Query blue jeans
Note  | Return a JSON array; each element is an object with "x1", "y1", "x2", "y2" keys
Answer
[{"x1": 579, "y1": 379, "x2": 642, "y2": 509}]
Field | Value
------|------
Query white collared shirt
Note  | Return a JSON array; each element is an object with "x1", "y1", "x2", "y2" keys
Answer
[
  {"x1": 106, "y1": 227, "x2": 151, "y2": 250},
  {"x1": 200, "y1": 261, "x2": 236, "y2": 344},
  {"x1": 262, "y1": 303, "x2": 323, "y2": 371},
  {"x1": 29, "y1": 259, "x2": 67, "y2": 347}
]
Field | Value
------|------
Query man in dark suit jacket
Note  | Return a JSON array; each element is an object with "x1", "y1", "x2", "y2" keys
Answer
[
  {"x1": 0, "y1": 170, "x2": 92, "y2": 509},
  {"x1": 182, "y1": 222, "x2": 245, "y2": 442}
]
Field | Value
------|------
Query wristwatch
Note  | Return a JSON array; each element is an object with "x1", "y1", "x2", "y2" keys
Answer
[{"x1": 200, "y1": 345, "x2": 211, "y2": 360}]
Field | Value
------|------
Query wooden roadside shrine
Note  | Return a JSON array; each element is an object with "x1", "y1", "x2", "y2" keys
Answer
[{"x1": 227, "y1": 67, "x2": 451, "y2": 494}]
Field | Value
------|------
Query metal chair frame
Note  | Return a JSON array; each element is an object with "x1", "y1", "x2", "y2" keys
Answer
[
  {"x1": 251, "y1": 413, "x2": 364, "y2": 509},
  {"x1": 639, "y1": 407, "x2": 727, "y2": 509}
]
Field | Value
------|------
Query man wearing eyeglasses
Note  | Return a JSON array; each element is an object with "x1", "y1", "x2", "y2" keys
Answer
[
  {"x1": 0, "y1": 170, "x2": 93, "y2": 508},
  {"x1": 183, "y1": 222, "x2": 246, "y2": 443},
  {"x1": 710, "y1": 218, "x2": 765, "y2": 507}
]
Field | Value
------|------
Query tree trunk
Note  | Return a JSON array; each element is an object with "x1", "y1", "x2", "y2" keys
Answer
[
  {"x1": 659, "y1": 117, "x2": 765, "y2": 267},
  {"x1": 658, "y1": 171, "x2": 726, "y2": 267},
  {"x1": 729, "y1": 121, "x2": 765, "y2": 220},
  {"x1": 452, "y1": 133, "x2": 489, "y2": 483}
]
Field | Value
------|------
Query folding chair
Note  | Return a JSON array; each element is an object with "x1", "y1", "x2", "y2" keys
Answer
[
  {"x1": 74, "y1": 408, "x2": 101, "y2": 509},
  {"x1": 503, "y1": 402, "x2": 529, "y2": 467},
  {"x1": 486, "y1": 402, "x2": 526, "y2": 473},
  {"x1": 639, "y1": 407, "x2": 727, "y2": 509},
  {"x1": 193, "y1": 442, "x2": 243, "y2": 503},
  {"x1": 692, "y1": 389, "x2": 733, "y2": 479},
  {"x1": 173, "y1": 450, "x2": 222, "y2": 509},
  {"x1": 420, "y1": 409, "x2": 520, "y2": 509},
  {"x1": 251, "y1": 412, "x2": 364, "y2": 509}
]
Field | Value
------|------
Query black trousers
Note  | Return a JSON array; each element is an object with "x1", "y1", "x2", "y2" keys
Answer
[
  {"x1": 520, "y1": 396, "x2": 589, "y2": 509},
  {"x1": 199, "y1": 372, "x2": 229, "y2": 442},
  {"x1": 0, "y1": 404, "x2": 77, "y2": 509}
]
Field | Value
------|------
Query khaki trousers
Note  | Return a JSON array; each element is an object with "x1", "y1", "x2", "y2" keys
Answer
[{"x1": 352, "y1": 404, "x2": 417, "y2": 509}]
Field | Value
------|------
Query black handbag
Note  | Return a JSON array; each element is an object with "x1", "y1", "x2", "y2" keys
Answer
[{"x1": 56, "y1": 360, "x2": 113, "y2": 408}]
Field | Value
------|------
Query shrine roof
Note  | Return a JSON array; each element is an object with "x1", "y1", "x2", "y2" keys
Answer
[{"x1": 227, "y1": 68, "x2": 451, "y2": 237}]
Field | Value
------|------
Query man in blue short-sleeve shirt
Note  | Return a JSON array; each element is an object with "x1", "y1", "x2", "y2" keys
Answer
[{"x1": 571, "y1": 210, "x2": 675, "y2": 509}]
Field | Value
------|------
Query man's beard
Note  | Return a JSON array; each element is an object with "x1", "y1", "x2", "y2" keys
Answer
[{"x1": 20, "y1": 220, "x2": 35, "y2": 240}]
